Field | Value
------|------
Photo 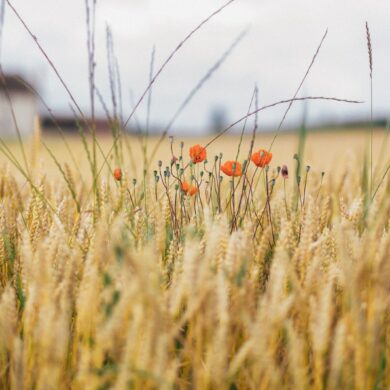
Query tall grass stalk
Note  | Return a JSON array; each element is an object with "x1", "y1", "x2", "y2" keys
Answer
[
  {"x1": 268, "y1": 28, "x2": 328, "y2": 151},
  {"x1": 147, "y1": 28, "x2": 248, "y2": 168},
  {"x1": 365, "y1": 22, "x2": 373, "y2": 199}
]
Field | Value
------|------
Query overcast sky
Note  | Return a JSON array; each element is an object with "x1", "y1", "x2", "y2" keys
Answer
[{"x1": 2, "y1": 0, "x2": 390, "y2": 133}]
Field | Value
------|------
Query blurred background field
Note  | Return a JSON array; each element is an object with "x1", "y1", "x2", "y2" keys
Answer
[{"x1": 1, "y1": 127, "x2": 388, "y2": 179}]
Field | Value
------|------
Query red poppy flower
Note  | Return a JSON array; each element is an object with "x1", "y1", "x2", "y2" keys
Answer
[
  {"x1": 251, "y1": 149, "x2": 272, "y2": 168},
  {"x1": 189, "y1": 144, "x2": 207, "y2": 164},
  {"x1": 113, "y1": 167, "x2": 122, "y2": 181},
  {"x1": 181, "y1": 182, "x2": 198, "y2": 196},
  {"x1": 220, "y1": 161, "x2": 242, "y2": 177}
]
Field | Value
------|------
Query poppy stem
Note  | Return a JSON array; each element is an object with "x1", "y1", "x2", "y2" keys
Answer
[
  {"x1": 231, "y1": 177, "x2": 236, "y2": 230},
  {"x1": 265, "y1": 169, "x2": 275, "y2": 245},
  {"x1": 215, "y1": 158, "x2": 222, "y2": 214},
  {"x1": 284, "y1": 179, "x2": 289, "y2": 220},
  {"x1": 302, "y1": 166, "x2": 310, "y2": 207},
  {"x1": 315, "y1": 172, "x2": 325, "y2": 202}
]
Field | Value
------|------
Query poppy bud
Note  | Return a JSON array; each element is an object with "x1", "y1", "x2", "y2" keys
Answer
[
  {"x1": 113, "y1": 168, "x2": 122, "y2": 181},
  {"x1": 281, "y1": 165, "x2": 288, "y2": 179}
]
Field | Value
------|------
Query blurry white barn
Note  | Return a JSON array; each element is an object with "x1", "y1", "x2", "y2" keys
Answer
[{"x1": 0, "y1": 75, "x2": 37, "y2": 138}]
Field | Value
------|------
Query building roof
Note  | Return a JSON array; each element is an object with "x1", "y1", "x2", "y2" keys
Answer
[
  {"x1": 41, "y1": 115, "x2": 111, "y2": 133},
  {"x1": 0, "y1": 74, "x2": 33, "y2": 94}
]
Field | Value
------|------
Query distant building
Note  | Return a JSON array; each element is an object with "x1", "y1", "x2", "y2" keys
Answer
[
  {"x1": 210, "y1": 106, "x2": 227, "y2": 133},
  {"x1": 41, "y1": 116, "x2": 113, "y2": 134},
  {"x1": 0, "y1": 74, "x2": 38, "y2": 138}
]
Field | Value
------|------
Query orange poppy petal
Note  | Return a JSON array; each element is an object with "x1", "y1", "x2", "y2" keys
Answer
[
  {"x1": 221, "y1": 161, "x2": 242, "y2": 176},
  {"x1": 188, "y1": 186, "x2": 198, "y2": 196},
  {"x1": 189, "y1": 144, "x2": 207, "y2": 164},
  {"x1": 251, "y1": 149, "x2": 272, "y2": 168},
  {"x1": 181, "y1": 182, "x2": 190, "y2": 193}
]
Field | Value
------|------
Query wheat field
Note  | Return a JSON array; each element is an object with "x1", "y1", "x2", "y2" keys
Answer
[
  {"x1": 1, "y1": 0, "x2": 390, "y2": 388},
  {"x1": 1, "y1": 127, "x2": 387, "y2": 174},
  {"x1": 0, "y1": 126, "x2": 389, "y2": 389}
]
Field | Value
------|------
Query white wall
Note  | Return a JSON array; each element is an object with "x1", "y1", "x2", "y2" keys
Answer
[{"x1": 0, "y1": 92, "x2": 37, "y2": 138}]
